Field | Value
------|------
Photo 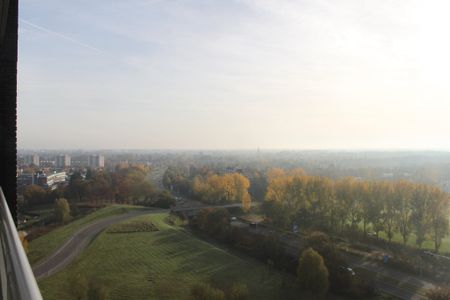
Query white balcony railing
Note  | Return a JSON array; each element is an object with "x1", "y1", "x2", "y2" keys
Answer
[{"x1": 0, "y1": 187, "x2": 42, "y2": 300}]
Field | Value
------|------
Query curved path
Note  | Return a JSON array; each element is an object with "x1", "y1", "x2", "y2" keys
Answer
[{"x1": 33, "y1": 209, "x2": 167, "y2": 280}]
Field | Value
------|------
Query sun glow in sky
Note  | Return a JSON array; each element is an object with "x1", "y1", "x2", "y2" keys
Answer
[{"x1": 18, "y1": 0, "x2": 450, "y2": 150}]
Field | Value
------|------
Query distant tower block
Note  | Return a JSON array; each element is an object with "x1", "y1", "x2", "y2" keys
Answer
[
  {"x1": 24, "y1": 154, "x2": 40, "y2": 166},
  {"x1": 88, "y1": 155, "x2": 105, "y2": 168},
  {"x1": 55, "y1": 154, "x2": 71, "y2": 168}
]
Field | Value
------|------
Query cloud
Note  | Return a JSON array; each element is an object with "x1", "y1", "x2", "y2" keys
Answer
[{"x1": 19, "y1": 18, "x2": 103, "y2": 53}]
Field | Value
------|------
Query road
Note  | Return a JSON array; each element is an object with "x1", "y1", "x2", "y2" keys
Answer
[
  {"x1": 32, "y1": 208, "x2": 167, "y2": 280},
  {"x1": 172, "y1": 192, "x2": 436, "y2": 300},
  {"x1": 230, "y1": 219, "x2": 434, "y2": 300},
  {"x1": 344, "y1": 253, "x2": 432, "y2": 300}
]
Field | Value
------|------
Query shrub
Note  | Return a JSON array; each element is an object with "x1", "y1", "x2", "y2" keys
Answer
[
  {"x1": 190, "y1": 282, "x2": 226, "y2": 300},
  {"x1": 87, "y1": 282, "x2": 109, "y2": 300},
  {"x1": 227, "y1": 282, "x2": 249, "y2": 300},
  {"x1": 70, "y1": 274, "x2": 88, "y2": 300},
  {"x1": 426, "y1": 286, "x2": 450, "y2": 300}
]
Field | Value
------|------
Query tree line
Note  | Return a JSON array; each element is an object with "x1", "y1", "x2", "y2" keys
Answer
[
  {"x1": 192, "y1": 173, "x2": 251, "y2": 211},
  {"x1": 263, "y1": 168, "x2": 450, "y2": 251},
  {"x1": 163, "y1": 166, "x2": 252, "y2": 211},
  {"x1": 22, "y1": 164, "x2": 175, "y2": 209}
]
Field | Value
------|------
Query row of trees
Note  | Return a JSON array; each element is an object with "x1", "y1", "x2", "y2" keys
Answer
[
  {"x1": 192, "y1": 173, "x2": 251, "y2": 211},
  {"x1": 263, "y1": 168, "x2": 450, "y2": 251},
  {"x1": 163, "y1": 165, "x2": 269, "y2": 202},
  {"x1": 23, "y1": 165, "x2": 156, "y2": 207},
  {"x1": 67, "y1": 164, "x2": 154, "y2": 204}
]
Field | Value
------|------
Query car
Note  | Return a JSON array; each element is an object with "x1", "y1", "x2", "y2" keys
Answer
[
  {"x1": 231, "y1": 217, "x2": 237, "y2": 221},
  {"x1": 339, "y1": 266, "x2": 356, "y2": 276}
]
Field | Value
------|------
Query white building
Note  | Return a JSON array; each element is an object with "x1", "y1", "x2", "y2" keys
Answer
[
  {"x1": 88, "y1": 154, "x2": 105, "y2": 168},
  {"x1": 55, "y1": 154, "x2": 71, "y2": 168},
  {"x1": 24, "y1": 154, "x2": 39, "y2": 166}
]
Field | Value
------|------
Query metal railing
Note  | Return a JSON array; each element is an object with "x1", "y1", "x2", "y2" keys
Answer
[{"x1": 0, "y1": 187, "x2": 42, "y2": 300}]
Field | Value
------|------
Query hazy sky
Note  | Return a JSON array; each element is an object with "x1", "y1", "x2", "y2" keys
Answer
[{"x1": 18, "y1": 0, "x2": 450, "y2": 150}]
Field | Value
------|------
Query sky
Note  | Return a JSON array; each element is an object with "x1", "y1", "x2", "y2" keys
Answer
[{"x1": 18, "y1": 0, "x2": 450, "y2": 150}]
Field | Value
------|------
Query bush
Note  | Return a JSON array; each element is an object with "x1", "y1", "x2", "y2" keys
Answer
[
  {"x1": 70, "y1": 274, "x2": 88, "y2": 300},
  {"x1": 227, "y1": 282, "x2": 249, "y2": 300},
  {"x1": 142, "y1": 190, "x2": 175, "y2": 208},
  {"x1": 190, "y1": 282, "x2": 225, "y2": 300},
  {"x1": 193, "y1": 208, "x2": 230, "y2": 240},
  {"x1": 426, "y1": 286, "x2": 450, "y2": 300},
  {"x1": 87, "y1": 282, "x2": 109, "y2": 300},
  {"x1": 106, "y1": 221, "x2": 158, "y2": 233}
]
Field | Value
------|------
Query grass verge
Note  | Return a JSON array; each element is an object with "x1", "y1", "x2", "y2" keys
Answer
[
  {"x1": 28, "y1": 205, "x2": 141, "y2": 265},
  {"x1": 38, "y1": 213, "x2": 349, "y2": 300}
]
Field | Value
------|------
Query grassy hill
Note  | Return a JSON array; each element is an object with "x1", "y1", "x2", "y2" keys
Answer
[
  {"x1": 38, "y1": 213, "x2": 322, "y2": 300},
  {"x1": 28, "y1": 205, "x2": 141, "y2": 265}
]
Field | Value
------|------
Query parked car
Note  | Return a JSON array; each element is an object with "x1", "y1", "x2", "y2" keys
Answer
[{"x1": 339, "y1": 266, "x2": 356, "y2": 276}]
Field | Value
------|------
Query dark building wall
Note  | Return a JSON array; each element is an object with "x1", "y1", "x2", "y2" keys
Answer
[{"x1": 0, "y1": 0, "x2": 18, "y2": 221}]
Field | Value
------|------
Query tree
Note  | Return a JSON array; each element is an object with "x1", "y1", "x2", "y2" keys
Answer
[
  {"x1": 23, "y1": 184, "x2": 46, "y2": 206},
  {"x1": 381, "y1": 182, "x2": 397, "y2": 243},
  {"x1": 232, "y1": 173, "x2": 251, "y2": 212},
  {"x1": 54, "y1": 198, "x2": 71, "y2": 224},
  {"x1": 428, "y1": 188, "x2": 449, "y2": 252},
  {"x1": 335, "y1": 178, "x2": 353, "y2": 232},
  {"x1": 346, "y1": 180, "x2": 363, "y2": 231},
  {"x1": 195, "y1": 208, "x2": 230, "y2": 239},
  {"x1": 304, "y1": 232, "x2": 348, "y2": 292},
  {"x1": 411, "y1": 184, "x2": 430, "y2": 248},
  {"x1": 367, "y1": 182, "x2": 385, "y2": 238},
  {"x1": 395, "y1": 181, "x2": 413, "y2": 245},
  {"x1": 150, "y1": 190, "x2": 175, "y2": 208},
  {"x1": 297, "y1": 248, "x2": 329, "y2": 298}
]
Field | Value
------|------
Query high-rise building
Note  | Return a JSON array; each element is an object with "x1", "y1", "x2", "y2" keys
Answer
[
  {"x1": 55, "y1": 154, "x2": 71, "y2": 168},
  {"x1": 24, "y1": 154, "x2": 39, "y2": 166},
  {"x1": 88, "y1": 154, "x2": 105, "y2": 168}
]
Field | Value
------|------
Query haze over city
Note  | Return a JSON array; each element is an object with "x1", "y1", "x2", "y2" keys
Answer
[{"x1": 18, "y1": 0, "x2": 450, "y2": 150}]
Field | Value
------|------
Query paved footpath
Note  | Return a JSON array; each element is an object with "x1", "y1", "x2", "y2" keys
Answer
[{"x1": 33, "y1": 209, "x2": 167, "y2": 280}]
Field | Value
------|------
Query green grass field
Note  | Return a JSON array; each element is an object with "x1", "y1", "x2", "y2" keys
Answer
[
  {"x1": 364, "y1": 224, "x2": 450, "y2": 254},
  {"x1": 28, "y1": 205, "x2": 141, "y2": 265},
  {"x1": 38, "y1": 213, "x2": 345, "y2": 300}
]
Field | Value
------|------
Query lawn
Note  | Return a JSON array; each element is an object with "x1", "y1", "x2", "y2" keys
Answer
[
  {"x1": 38, "y1": 213, "x2": 347, "y2": 300},
  {"x1": 365, "y1": 224, "x2": 450, "y2": 254},
  {"x1": 28, "y1": 205, "x2": 142, "y2": 265}
]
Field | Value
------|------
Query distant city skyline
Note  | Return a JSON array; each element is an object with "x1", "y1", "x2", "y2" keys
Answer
[{"x1": 18, "y1": 0, "x2": 450, "y2": 150}]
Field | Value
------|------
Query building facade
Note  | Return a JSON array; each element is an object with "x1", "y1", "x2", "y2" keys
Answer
[
  {"x1": 24, "y1": 154, "x2": 39, "y2": 166},
  {"x1": 88, "y1": 154, "x2": 105, "y2": 168},
  {"x1": 55, "y1": 154, "x2": 71, "y2": 168},
  {"x1": 35, "y1": 171, "x2": 67, "y2": 190}
]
